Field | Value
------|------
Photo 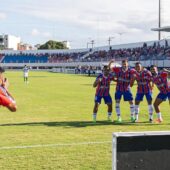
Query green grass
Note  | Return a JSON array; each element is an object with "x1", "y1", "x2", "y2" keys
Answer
[{"x1": 0, "y1": 72, "x2": 169, "y2": 170}]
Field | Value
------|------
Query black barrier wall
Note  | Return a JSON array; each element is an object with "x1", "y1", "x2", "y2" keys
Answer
[{"x1": 112, "y1": 132, "x2": 170, "y2": 170}]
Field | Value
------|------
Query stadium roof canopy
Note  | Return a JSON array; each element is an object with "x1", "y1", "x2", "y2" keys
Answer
[{"x1": 151, "y1": 26, "x2": 170, "y2": 32}]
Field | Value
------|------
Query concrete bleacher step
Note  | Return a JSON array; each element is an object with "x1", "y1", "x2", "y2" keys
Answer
[
  {"x1": 81, "y1": 51, "x2": 94, "y2": 59},
  {"x1": 0, "y1": 56, "x2": 5, "y2": 63}
]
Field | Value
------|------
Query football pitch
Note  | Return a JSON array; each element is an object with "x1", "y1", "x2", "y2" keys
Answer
[{"x1": 0, "y1": 71, "x2": 169, "y2": 170}]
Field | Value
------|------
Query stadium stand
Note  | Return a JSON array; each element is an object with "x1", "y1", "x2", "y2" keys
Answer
[
  {"x1": 0, "y1": 41, "x2": 170, "y2": 64},
  {"x1": 0, "y1": 40, "x2": 170, "y2": 72},
  {"x1": 1, "y1": 53, "x2": 48, "y2": 63},
  {"x1": 82, "y1": 41, "x2": 170, "y2": 62},
  {"x1": 48, "y1": 52, "x2": 87, "y2": 63}
]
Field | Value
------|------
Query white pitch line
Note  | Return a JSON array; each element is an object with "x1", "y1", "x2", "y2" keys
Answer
[{"x1": 0, "y1": 141, "x2": 111, "y2": 150}]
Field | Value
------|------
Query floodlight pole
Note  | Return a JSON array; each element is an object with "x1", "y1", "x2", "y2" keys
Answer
[
  {"x1": 108, "y1": 37, "x2": 115, "y2": 48},
  {"x1": 91, "y1": 40, "x2": 95, "y2": 49},
  {"x1": 158, "y1": 0, "x2": 161, "y2": 40}
]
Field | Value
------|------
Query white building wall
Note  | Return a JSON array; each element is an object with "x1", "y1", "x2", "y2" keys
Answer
[
  {"x1": 7, "y1": 35, "x2": 21, "y2": 50},
  {"x1": 0, "y1": 34, "x2": 21, "y2": 50}
]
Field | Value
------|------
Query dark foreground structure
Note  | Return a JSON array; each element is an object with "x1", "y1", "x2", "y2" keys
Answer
[{"x1": 112, "y1": 132, "x2": 170, "y2": 170}]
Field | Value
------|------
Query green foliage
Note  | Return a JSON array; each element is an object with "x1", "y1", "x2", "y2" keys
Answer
[
  {"x1": 0, "y1": 72, "x2": 169, "y2": 169},
  {"x1": 38, "y1": 40, "x2": 68, "y2": 49}
]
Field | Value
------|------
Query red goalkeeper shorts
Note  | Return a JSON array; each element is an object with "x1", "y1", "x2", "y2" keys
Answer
[{"x1": 0, "y1": 88, "x2": 14, "y2": 107}]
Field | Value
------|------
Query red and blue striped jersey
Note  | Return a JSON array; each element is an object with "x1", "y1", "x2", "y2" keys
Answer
[
  {"x1": 135, "y1": 69, "x2": 152, "y2": 94},
  {"x1": 152, "y1": 72, "x2": 168, "y2": 94},
  {"x1": 112, "y1": 67, "x2": 136, "y2": 92},
  {"x1": 168, "y1": 81, "x2": 170, "y2": 92},
  {"x1": 95, "y1": 73, "x2": 113, "y2": 96}
]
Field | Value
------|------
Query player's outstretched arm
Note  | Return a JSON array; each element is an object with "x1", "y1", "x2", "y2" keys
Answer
[
  {"x1": 130, "y1": 69, "x2": 137, "y2": 87},
  {"x1": 108, "y1": 59, "x2": 114, "y2": 70},
  {"x1": 163, "y1": 68, "x2": 170, "y2": 72},
  {"x1": 130, "y1": 78, "x2": 135, "y2": 87},
  {"x1": 163, "y1": 68, "x2": 170, "y2": 78},
  {"x1": 93, "y1": 79, "x2": 100, "y2": 88},
  {"x1": 3, "y1": 77, "x2": 9, "y2": 89},
  {"x1": 148, "y1": 82, "x2": 154, "y2": 91}
]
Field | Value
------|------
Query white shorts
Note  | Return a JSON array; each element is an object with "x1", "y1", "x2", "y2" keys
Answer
[{"x1": 24, "y1": 73, "x2": 28, "y2": 77}]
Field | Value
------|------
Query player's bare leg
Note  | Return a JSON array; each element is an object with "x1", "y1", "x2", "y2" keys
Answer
[
  {"x1": 7, "y1": 103, "x2": 17, "y2": 112},
  {"x1": 147, "y1": 100, "x2": 153, "y2": 122},
  {"x1": 107, "y1": 103, "x2": 112, "y2": 121},
  {"x1": 93, "y1": 103, "x2": 100, "y2": 122},
  {"x1": 135, "y1": 100, "x2": 140, "y2": 122},
  {"x1": 153, "y1": 98, "x2": 163, "y2": 123},
  {"x1": 129, "y1": 100, "x2": 135, "y2": 122},
  {"x1": 115, "y1": 100, "x2": 122, "y2": 122}
]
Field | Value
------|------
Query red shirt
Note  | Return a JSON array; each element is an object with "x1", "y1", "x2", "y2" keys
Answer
[
  {"x1": 152, "y1": 72, "x2": 168, "y2": 94},
  {"x1": 112, "y1": 67, "x2": 136, "y2": 92},
  {"x1": 95, "y1": 73, "x2": 113, "y2": 96},
  {"x1": 135, "y1": 69, "x2": 152, "y2": 94}
]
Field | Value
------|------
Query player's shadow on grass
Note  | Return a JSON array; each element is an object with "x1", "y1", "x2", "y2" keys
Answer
[
  {"x1": 0, "y1": 121, "x2": 165, "y2": 128},
  {"x1": 29, "y1": 76, "x2": 49, "y2": 78}
]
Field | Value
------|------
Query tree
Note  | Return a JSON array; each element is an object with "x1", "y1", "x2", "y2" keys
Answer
[{"x1": 38, "y1": 40, "x2": 68, "y2": 49}]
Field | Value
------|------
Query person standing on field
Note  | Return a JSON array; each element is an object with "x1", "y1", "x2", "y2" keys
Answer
[
  {"x1": 131, "y1": 62, "x2": 154, "y2": 123},
  {"x1": 108, "y1": 60, "x2": 136, "y2": 123},
  {"x1": 23, "y1": 65, "x2": 29, "y2": 83},
  {"x1": 92, "y1": 65, "x2": 114, "y2": 122},
  {"x1": 150, "y1": 65, "x2": 170, "y2": 123}
]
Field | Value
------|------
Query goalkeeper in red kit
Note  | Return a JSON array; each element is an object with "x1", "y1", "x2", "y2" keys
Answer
[{"x1": 0, "y1": 67, "x2": 17, "y2": 112}]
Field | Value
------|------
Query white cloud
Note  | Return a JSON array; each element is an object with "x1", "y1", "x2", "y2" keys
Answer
[
  {"x1": 42, "y1": 32, "x2": 52, "y2": 38},
  {"x1": 0, "y1": 12, "x2": 7, "y2": 20},
  {"x1": 31, "y1": 28, "x2": 40, "y2": 36},
  {"x1": 3, "y1": 0, "x2": 170, "y2": 48},
  {"x1": 16, "y1": 0, "x2": 162, "y2": 38},
  {"x1": 31, "y1": 28, "x2": 52, "y2": 38}
]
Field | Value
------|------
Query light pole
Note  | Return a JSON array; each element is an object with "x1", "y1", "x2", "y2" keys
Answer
[
  {"x1": 91, "y1": 40, "x2": 95, "y2": 49},
  {"x1": 158, "y1": 0, "x2": 161, "y2": 40},
  {"x1": 86, "y1": 40, "x2": 95, "y2": 50},
  {"x1": 108, "y1": 37, "x2": 115, "y2": 49}
]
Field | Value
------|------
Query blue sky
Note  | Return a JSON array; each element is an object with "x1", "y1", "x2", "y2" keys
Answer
[{"x1": 0, "y1": 0, "x2": 170, "y2": 49}]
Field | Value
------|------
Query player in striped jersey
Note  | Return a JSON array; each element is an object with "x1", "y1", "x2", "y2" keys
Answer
[
  {"x1": 163, "y1": 68, "x2": 170, "y2": 104},
  {"x1": 92, "y1": 66, "x2": 113, "y2": 122},
  {"x1": 109, "y1": 60, "x2": 136, "y2": 123},
  {"x1": 150, "y1": 65, "x2": 170, "y2": 123},
  {"x1": 132, "y1": 62, "x2": 154, "y2": 122}
]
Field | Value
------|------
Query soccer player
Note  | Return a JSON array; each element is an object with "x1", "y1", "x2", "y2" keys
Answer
[
  {"x1": 132, "y1": 62, "x2": 154, "y2": 122},
  {"x1": 0, "y1": 67, "x2": 17, "y2": 112},
  {"x1": 163, "y1": 68, "x2": 170, "y2": 105},
  {"x1": 150, "y1": 65, "x2": 170, "y2": 123},
  {"x1": 92, "y1": 65, "x2": 113, "y2": 122},
  {"x1": 23, "y1": 65, "x2": 29, "y2": 83},
  {"x1": 109, "y1": 60, "x2": 136, "y2": 123}
]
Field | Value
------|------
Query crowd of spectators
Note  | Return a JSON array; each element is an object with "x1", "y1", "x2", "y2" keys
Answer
[
  {"x1": 0, "y1": 41, "x2": 170, "y2": 63},
  {"x1": 48, "y1": 52, "x2": 87, "y2": 63},
  {"x1": 0, "y1": 52, "x2": 88, "y2": 63},
  {"x1": 83, "y1": 42, "x2": 170, "y2": 62},
  {"x1": 46, "y1": 41, "x2": 170, "y2": 62},
  {"x1": 75, "y1": 65, "x2": 101, "y2": 76}
]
